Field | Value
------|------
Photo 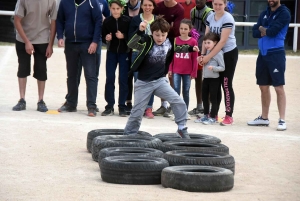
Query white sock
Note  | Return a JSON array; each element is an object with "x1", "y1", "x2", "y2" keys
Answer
[
  {"x1": 178, "y1": 124, "x2": 185, "y2": 130},
  {"x1": 162, "y1": 101, "x2": 169, "y2": 109}
]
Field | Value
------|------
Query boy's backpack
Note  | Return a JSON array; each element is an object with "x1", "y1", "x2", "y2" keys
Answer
[{"x1": 191, "y1": 6, "x2": 213, "y2": 25}]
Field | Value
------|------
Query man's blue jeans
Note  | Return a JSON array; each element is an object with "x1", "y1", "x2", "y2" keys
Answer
[
  {"x1": 105, "y1": 51, "x2": 130, "y2": 109},
  {"x1": 64, "y1": 42, "x2": 98, "y2": 108},
  {"x1": 173, "y1": 73, "x2": 191, "y2": 109}
]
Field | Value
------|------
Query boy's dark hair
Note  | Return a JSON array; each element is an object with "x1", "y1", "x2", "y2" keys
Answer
[
  {"x1": 108, "y1": 0, "x2": 126, "y2": 8},
  {"x1": 150, "y1": 16, "x2": 170, "y2": 33},
  {"x1": 180, "y1": 19, "x2": 193, "y2": 30},
  {"x1": 141, "y1": 0, "x2": 157, "y2": 8},
  {"x1": 203, "y1": 32, "x2": 220, "y2": 42}
]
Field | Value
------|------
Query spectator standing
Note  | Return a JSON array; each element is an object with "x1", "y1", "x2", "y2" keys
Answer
[
  {"x1": 247, "y1": 0, "x2": 291, "y2": 131},
  {"x1": 56, "y1": 0, "x2": 102, "y2": 117},
  {"x1": 199, "y1": 0, "x2": 238, "y2": 126},
  {"x1": 180, "y1": 0, "x2": 195, "y2": 20},
  {"x1": 188, "y1": 0, "x2": 213, "y2": 116},
  {"x1": 12, "y1": 0, "x2": 57, "y2": 112},
  {"x1": 101, "y1": 0, "x2": 131, "y2": 117},
  {"x1": 152, "y1": 0, "x2": 184, "y2": 117}
]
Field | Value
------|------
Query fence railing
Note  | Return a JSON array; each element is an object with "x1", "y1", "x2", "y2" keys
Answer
[{"x1": 1, "y1": 10, "x2": 299, "y2": 52}]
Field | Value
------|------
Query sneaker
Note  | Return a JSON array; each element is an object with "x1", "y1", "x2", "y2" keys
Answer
[
  {"x1": 220, "y1": 115, "x2": 233, "y2": 126},
  {"x1": 125, "y1": 103, "x2": 132, "y2": 115},
  {"x1": 37, "y1": 100, "x2": 48, "y2": 112},
  {"x1": 144, "y1": 108, "x2": 154, "y2": 119},
  {"x1": 186, "y1": 113, "x2": 191, "y2": 120},
  {"x1": 88, "y1": 108, "x2": 97, "y2": 117},
  {"x1": 101, "y1": 108, "x2": 114, "y2": 116},
  {"x1": 163, "y1": 107, "x2": 173, "y2": 118},
  {"x1": 176, "y1": 127, "x2": 191, "y2": 139},
  {"x1": 12, "y1": 98, "x2": 26, "y2": 111},
  {"x1": 188, "y1": 107, "x2": 203, "y2": 116},
  {"x1": 247, "y1": 115, "x2": 269, "y2": 126},
  {"x1": 153, "y1": 106, "x2": 167, "y2": 116},
  {"x1": 277, "y1": 119, "x2": 287, "y2": 131},
  {"x1": 202, "y1": 117, "x2": 217, "y2": 125},
  {"x1": 194, "y1": 114, "x2": 209, "y2": 123},
  {"x1": 96, "y1": 107, "x2": 100, "y2": 112},
  {"x1": 119, "y1": 108, "x2": 127, "y2": 117},
  {"x1": 58, "y1": 102, "x2": 77, "y2": 112}
]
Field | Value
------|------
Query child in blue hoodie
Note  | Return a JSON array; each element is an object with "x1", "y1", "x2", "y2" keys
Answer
[
  {"x1": 248, "y1": 1, "x2": 291, "y2": 131},
  {"x1": 101, "y1": 0, "x2": 131, "y2": 117}
]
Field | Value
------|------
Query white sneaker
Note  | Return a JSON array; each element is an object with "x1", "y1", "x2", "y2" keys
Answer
[
  {"x1": 247, "y1": 115, "x2": 270, "y2": 126},
  {"x1": 277, "y1": 119, "x2": 287, "y2": 131},
  {"x1": 194, "y1": 115, "x2": 209, "y2": 123}
]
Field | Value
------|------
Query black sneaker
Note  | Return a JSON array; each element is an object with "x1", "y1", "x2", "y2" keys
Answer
[
  {"x1": 163, "y1": 107, "x2": 172, "y2": 118},
  {"x1": 101, "y1": 108, "x2": 114, "y2": 116},
  {"x1": 12, "y1": 98, "x2": 26, "y2": 111},
  {"x1": 125, "y1": 103, "x2": 133, "y2": 115},
  {"x1": 58, "y1": 101, "x2": 77, "y2": 112},
  {"x1": 37, "y1": 100, "x2": 48, "y2": 112},
  {"x1": 176, "y1": 127, "x2": 191, "y2": 139},
  {"x1": 119, "y1": 108, "x2": 127, "y2": 117},
  {"x1": 88, "y1": 108, "x2": 97, "y2": 117}
]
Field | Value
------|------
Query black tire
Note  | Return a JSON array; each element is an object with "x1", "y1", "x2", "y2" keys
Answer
[
  {"x1": 98, "y1": 147, "x2": 164, "y2": 163},
  {"x1": 100, "y1": 156, "x2": 169, "y2": 184},
  {"x1": 92, "y1": 135, "x2": 162, "y2": 162},
  {"x1": 161, "y1": 166, "x2": 234, "y2": 192},
  {"x1": 153, "y1": 133, "x2": 221, "y2": 143},
  {"x1": 87, "y1": 129, "x2": 151, "y2": 152},
  {"x1": 163, "y1": 150, "x2": 235, "y2": 174},
  {"x1": 91, "y1": 135, "x2": 121, "y2": 161},
  {"x1": 162, "y1": 141, "x2": 229, "y2": 153}
]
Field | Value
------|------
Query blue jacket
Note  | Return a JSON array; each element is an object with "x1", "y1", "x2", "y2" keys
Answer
[
  {"x1": 56, "y1": 0, "x2": 102, "y2": 43},
  {"x1": 252, "y1": 5, "x2": 291, "y2": 55},
  {"x1": 97, "y1": 0, "x2": 110, "y2": 18}
]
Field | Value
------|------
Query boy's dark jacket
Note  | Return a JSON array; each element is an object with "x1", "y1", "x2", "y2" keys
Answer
[
  {"x1": 128, "y1": 30, "x2": 195, "y2": 76},
  {"x1": 56, "y1": 0, "x2": 102, "y2": 43},
  {"x1": 102, "y1": 15, "x2": 131, "y2": 53},
  {"x1": 252, "y1": 5, "x2": 291, "y2": 55}
]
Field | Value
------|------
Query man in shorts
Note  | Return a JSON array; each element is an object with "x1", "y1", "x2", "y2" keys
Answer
[
  {"x1": 13, "y1": 0, "x2": 57, "y2": 112},
  {"x1": 248, "y1": 0, "x2": 291, "y2": 131}
]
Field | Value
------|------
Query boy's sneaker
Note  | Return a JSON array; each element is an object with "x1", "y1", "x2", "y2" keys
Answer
[
  {"x1": 58, "y1": 102, "x2": 77, "y2": 112},
  {"x1": 176, "y1": 127, "x2": 191, "y2": 139},
  {"x1": 163, "y1": 107, "x2": 172, "y2": 117},
  {"x1": 119, "y1": 108, "x2": 127, "y2": 117},
  {"x1": 247, "y1": 115, "x2": 269, "y2": 126},
  {"x1": 101, "y1": 108, "x2": 114, "y2": 116},
  {"x1": 194, "y1": 114, "x2": 209, "y2": 123},
  {"x1": 202, "y1": 117, "x2": 217, "y2": 125},
  {"x1": 37, "y1": 100, "x2": 48, "y2": 112},
  {"x1": 277, "y1": 119, "x2": 287, "y2": 131},
  {"x1": 88, "y1": 108, "x2": 97, "y2": 117},
  {"x1": 220, "y1": 115, "x2": 233, "y2": 126},
  {"x1": 12, "y1": 98, "x2": 26, "y2": 111},
  {"x1": 144, "y1": 108, "x2": 154, "y2": 119},
  {"x1": 125, "y1": 103, "x2": 132, "y2": 115},
  {"x1": 153, "y1": 106, "x2": 167, "y2": 116}
]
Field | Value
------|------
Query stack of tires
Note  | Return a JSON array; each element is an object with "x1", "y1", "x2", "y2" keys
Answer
[{"x1": 86, "y1": 129, "x2": 235, "y2": 192}]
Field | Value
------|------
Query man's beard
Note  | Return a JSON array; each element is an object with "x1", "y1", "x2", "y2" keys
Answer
[{"x1": 268, "y1": 1, "x2": 279, "y2": 8}]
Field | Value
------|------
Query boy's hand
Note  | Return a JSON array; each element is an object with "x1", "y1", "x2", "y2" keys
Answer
[
  {"x1": 106, "y1": 33, "x2": 112, "y2": 41},
  {"x1": 193, "y1": 46, "x2": 199, "y2": 52},
  {"x1": 88, "y1": 42, "x2": 97, "y2": 54},
  {"x1": 191, "y1": 76, "x2": 196, "y2": 80},
  {"x1": 116, "y1": 30, "x2": 124, "y2": 39},
  {"x1": 208, "y1": 66, "x2": 213, "y2": 70},
  {"x1": 58, "y1": 39, "x2": 64, "y2": 47},
  {"x1": 139, "y1": 20, "x2": 148, "y2": 31},
  {"x1": 25, "y1": 41, "x2": 34, "y2": 55},
  {"x1": 168, "y1": 71, "x2": 172, "y2": 77}
]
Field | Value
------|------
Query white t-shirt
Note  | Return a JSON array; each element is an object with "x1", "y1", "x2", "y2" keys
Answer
[{"x1": 205, "y1": 12, "x2": 236, "y2": 53}]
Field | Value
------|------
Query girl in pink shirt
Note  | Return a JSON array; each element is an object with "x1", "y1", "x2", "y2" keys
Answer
[{"x1": 168, "y1": 19, "x2": 198, "y2": 119}]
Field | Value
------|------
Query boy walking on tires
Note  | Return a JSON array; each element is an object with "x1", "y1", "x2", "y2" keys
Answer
[{"x1": 123, "y1": 17, "x2": 198, "y2": 138}]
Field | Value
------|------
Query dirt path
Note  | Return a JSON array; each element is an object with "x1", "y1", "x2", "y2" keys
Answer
[{"x1": 0, "y1": 47, "x2": 299, "y2": 200}]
